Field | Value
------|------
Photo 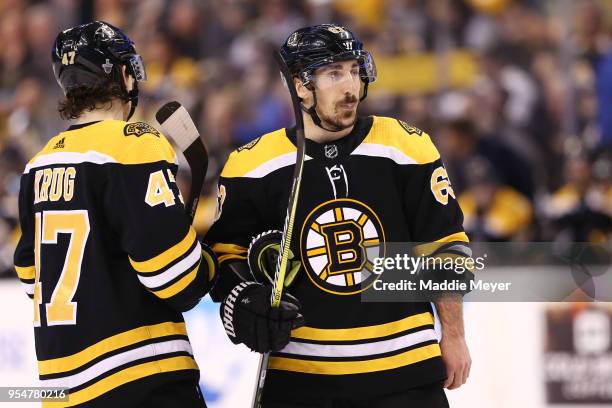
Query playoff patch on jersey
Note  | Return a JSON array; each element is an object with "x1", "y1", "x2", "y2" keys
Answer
[
  {"x1": 300, "y1": 198, "x2": 385, "y2": 295},
  {"x1": 397, "y1": 120, "x2": 423, "y2": 136},
  {"x1": 123, "y1": 122, "x2": 160, "y2": 137},
  {"x1": 237, "y1": 137, "x2": 261, "y2": 152}
]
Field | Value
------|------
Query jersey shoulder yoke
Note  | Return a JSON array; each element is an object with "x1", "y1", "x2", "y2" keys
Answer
[
  {"x1": 221, "y1": 128, "x2": 296, "y2": 178},
  {"x1": 25, "y1": 120, "x2": 176, "y2": 173},
  {"x1": 356, "y1": 116, "x2": 440, "y2": 165}
]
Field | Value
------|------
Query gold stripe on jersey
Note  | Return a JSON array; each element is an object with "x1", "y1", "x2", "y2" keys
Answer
[
  {"x1": 26, "y1": 120, "x2": 176, "y2": 170},
  {"x1": 436, "y1": 231, "x2": 469, "y2": 243},
  {"x1": 38, "y1": 321, "x2": 188, "y2": 375},
  {"x1": 130, "y1": 227, "x2": 197, "y2": 273},
  {"x1": 412, "y1": 232, "x2": 470, "y2": 258},
  {"x1": 220, "y1": 129, "x2": 297, "y2": 178},
  {"x1": 269, "y1": 343, "x2": 441, "y2": 375},
  {"x1": 14, "y1": 265, "x2": 35, "y2": 280},
  {"x1": 358, "y1": 116, "x2": 440, "y2": 165},
  {"x1": 291, "y1": 312, "x2": 434, "y2": 342},
  {"x1": 43, "y1": 356, "x2": 198, "y2": 407},
  {"x1": 152, "y1": 262, "x2": 200, "y2": 299}
]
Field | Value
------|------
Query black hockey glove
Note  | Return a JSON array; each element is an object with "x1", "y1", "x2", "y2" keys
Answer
[
  {"x1": 220, "y1": 282, "x2": 304, "y2": 353},
  {"x1": 248, "y1": 230, "x2": 301, "y2": 288}
]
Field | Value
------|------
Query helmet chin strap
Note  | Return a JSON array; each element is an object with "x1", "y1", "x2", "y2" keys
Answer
[
  {"x1": 360, "y1": 81, "x2": 369, "y2": 102},
  {"x1": 114, "y1": 64, "x2": 138, "y2": 121},
  {"x1": 126, "y1": 85, "x2": 139, "y2": 121},
  {"x1": 120, "y1": 66, "x2": 139, "y2": 121},
  {"x1": 301, "y1": 81, "x2": 370, "y2": 133}
]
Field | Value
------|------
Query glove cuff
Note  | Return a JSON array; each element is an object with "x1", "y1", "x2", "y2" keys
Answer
[{"x1": 248, "y1": 230, "x2": 282, "y2": 284}]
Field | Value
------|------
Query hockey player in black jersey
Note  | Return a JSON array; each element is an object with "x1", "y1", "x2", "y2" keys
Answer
[
  {"x1": 206, "y1": 24, "x2": 473, "y2": 407},
  {"x1": 13, "y1": 22, "x2": 217, "y2": 407}
]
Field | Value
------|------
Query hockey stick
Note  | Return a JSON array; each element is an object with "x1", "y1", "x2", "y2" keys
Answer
[
  {"x1": 155, "y1": 101, "x2": 209, "y2": 222},
  {"x1": 251, "y1": 52, "x2": 307, "y2": 408}
]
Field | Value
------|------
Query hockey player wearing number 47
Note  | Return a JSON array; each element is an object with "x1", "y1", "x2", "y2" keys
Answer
[
  {"x1": 13, "y1": 22, "x2": 217, "y2": 407},
  {"x1": 206, "y1": 24, "x2": 474, "y2": 407}
]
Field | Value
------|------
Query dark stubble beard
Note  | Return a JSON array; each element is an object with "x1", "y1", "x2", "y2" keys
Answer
[{"x1": 318, "y1": 93, "x2": 359, "y2": 131}]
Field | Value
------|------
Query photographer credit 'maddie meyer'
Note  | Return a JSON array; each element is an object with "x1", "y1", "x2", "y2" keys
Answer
[
  {"x1": 370, "y1": 253, "x2": 512, "y2": 294},
  {"x1": 373, "y1": 278, "x2": 512, "y2": 293}
]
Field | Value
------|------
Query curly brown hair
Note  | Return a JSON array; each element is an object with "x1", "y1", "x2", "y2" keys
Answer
[{"x1": 58, "y1": 81, "x2": 129, "y2": 120}]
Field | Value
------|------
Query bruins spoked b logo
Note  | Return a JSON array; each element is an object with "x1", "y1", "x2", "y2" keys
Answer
[{"x1": 300, "y1": 199, "x2": 385, "y2": 295}]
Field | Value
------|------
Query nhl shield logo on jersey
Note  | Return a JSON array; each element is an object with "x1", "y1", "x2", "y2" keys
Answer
[
  {"x1": 324, "y1": 144, "x2": 338, "y2": 159},
  {"x1": 300, "y1": 198, "x2": 385, "y2": 295}
]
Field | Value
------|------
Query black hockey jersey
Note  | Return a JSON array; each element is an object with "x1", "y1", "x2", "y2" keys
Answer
[
  {"x1": 205, "y1": 116, "x2": 471, "y2": 399},
  {"x1": 13, "y1": 120, "x2": 215, "y2": 407}
]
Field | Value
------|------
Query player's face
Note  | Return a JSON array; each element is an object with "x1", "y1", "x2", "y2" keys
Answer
[{"x1": 311, "y1": 60, "x2": 361, "y2": 129}]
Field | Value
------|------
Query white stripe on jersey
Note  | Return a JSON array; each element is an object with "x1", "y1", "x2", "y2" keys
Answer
[
  {"x1": 280, "y1": 328, "x2": 437, "y2": 358},
  {"x1": 136, "y1": 242, "x2": 202, "y2": 289},
  {"x1": 244, "y1": 152, "x2": 313, "y2": 178},
  {"x1": 351, "y1": 143, "x2": 418, "y2": 165},
  {"x1": 24, "y1": 151, "x2": 118, "y2": 173},
  {"x1": 24, "y1": 150, "x2": 180, "y2": 174},
  {"x1": 40, "y1": 339, "x2": 193, "y2": 389}
]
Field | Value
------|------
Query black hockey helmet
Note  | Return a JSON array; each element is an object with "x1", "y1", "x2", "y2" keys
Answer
[
  {"x1": 280, "y1": 24, "x2": 376, "y2": 91},
  {"x1": 279, "y1": 24, "x2": 376, "y2": 131},
  {"x1": 51, "y1": 21, "x2": 147, "y2": 120}
]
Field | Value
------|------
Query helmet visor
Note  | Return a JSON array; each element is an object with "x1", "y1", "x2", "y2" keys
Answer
[
  {"x1": 304, "y1": 50, "x2": 377, "y2": 85},
  {"x1": 309, "y1": 62, "x2": 362, "y2": 91}
]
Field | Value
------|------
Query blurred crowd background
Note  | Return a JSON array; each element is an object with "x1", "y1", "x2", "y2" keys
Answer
[{"x1": 0, "y1": 0, "x2": 611, "y2": 278}]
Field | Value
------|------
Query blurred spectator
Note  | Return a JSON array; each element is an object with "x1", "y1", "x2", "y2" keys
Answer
[
  {"x1": 23, "y1": 4, "x2": 58, "y2": 84},
  {"x1": 437, "y1": 117, "x2": 534, "y2": 198},
  {"x1": 595, "y1": 52, "x2": 612, "y2": 149},
  {"x1": 0, "y1": 9, "x2": 28, "y2": 91},
  {"x1": 459, "y1": 157, "x2": 533, "y2": 241},
  {"x1": 0, "y1": 145, "x2": 23, "y2": 277},
  {"x1": 232, "y1": 61, "x2": 291, "y2": 145},
  {"x1": 545, "y1": 155, "x2": 612, "y2": 243},
  {"x1": 168, "y1": 0, "x2": 202, "y2": 58}
]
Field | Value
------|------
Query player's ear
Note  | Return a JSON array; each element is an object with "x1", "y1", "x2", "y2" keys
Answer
[
  {"x1": 121, "y1": 66, "x2": 135, "y2": 93},
  {"x1": 294, "y1": 77, "x2": 313, "y2": 107}
]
